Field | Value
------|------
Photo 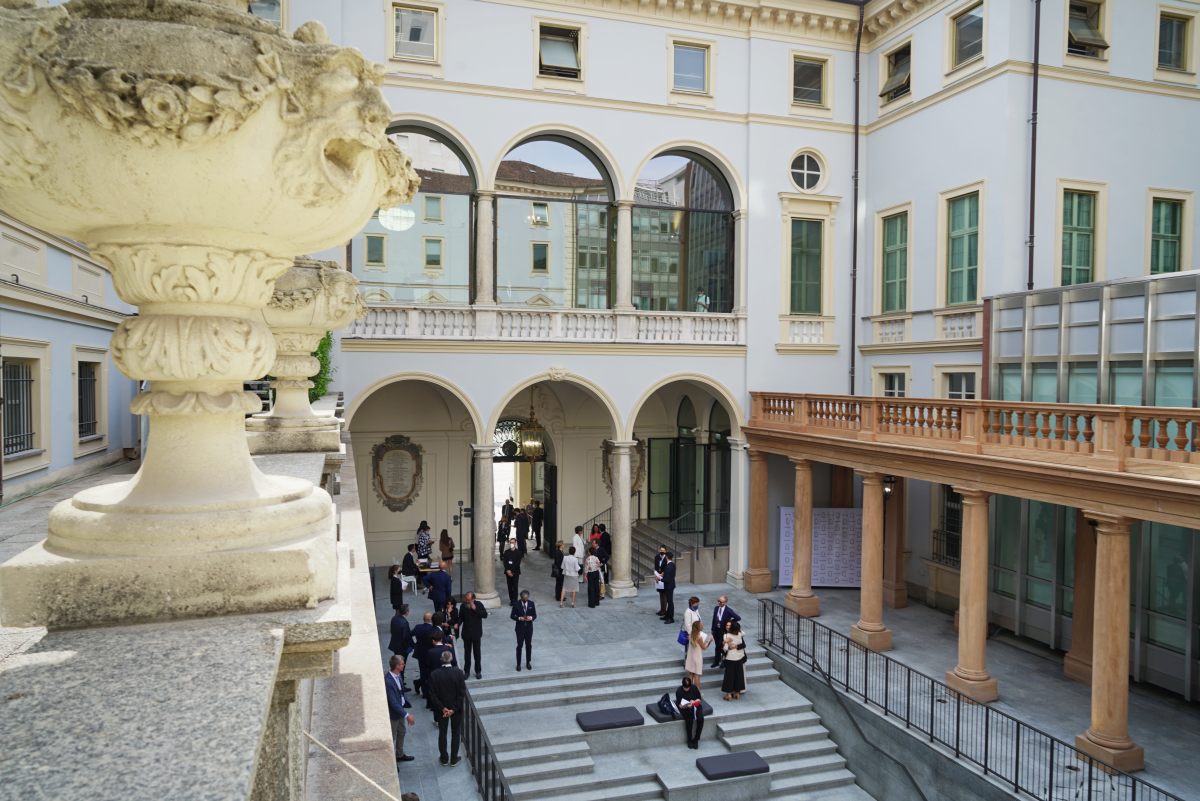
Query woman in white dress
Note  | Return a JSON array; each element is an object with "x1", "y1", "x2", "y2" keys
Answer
[
  {"x1": 560, "y1": 546, "x2": 582, "y2": 608},
  {"x1": 570, "y1": 527, "x2": 586, "y2": 567}
]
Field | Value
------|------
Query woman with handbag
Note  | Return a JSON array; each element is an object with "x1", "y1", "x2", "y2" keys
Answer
[
  {"x1": 684, "y1": 620, "x2": 713, "y2": 689},
  {"x1": 721, "y1": 620, "x2": 747, "y2": 700},
  {"x1": 550, "y1": 541, "x2": 565, "y2": 603},
  {"x1": 679, "y1": 596, "x2": 701, "y2": 660},
  {"x1": 584, "y1": 545, "x2": 602, "y2": 608},
  {"x1": 560, "y1": 545, "x2": 582, "y2": 608}
]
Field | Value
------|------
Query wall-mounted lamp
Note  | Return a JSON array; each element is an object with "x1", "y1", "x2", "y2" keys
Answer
[{"x1": 882, "y1": 475, "x2": 897, "y2": 501}]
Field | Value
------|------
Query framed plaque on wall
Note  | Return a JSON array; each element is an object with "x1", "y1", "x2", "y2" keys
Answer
[{"x1": 371, "y1": 434, "x2": 424, "y2": 512}]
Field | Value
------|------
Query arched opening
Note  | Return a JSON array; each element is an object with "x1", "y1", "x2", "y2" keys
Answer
[
  {"x1": 494, "y1": 137, "x2": 615, "y2": 310},
  {"x1": 352, "y1": 125, "x2": 476, "y2": 305},
  {"x1": 632, "y1": 150, "x2": 735, "y2": 313},
  {"x1": 347, "y1": 377, "x2": 482, "y2": 567}
]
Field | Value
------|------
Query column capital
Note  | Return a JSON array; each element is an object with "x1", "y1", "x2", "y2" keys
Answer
[
  {"x1": 748, "y1": 448, "x2": 769, "y2": 463},
  {"x1": 725, "y1": 436, "x2": 748, "y2": 450},
  {"x1": 857, "y1": 470, "x2": 885, "y2": 485},
  {"x1": 616, "y1": 199, "x2": 636, "y2": 209},
  {"x1": 471, "y1": 444, "x2": 495, "y2": 457},
  {"x1": 608, "y1": 439, "x2": 638, "y2": 453},
  {"x1": 1079, "y1": 512, "x2": 1134, "y2": 536},
  {"x1": 951, "y1": 486, "x2": 991, "y2": 504},
  {"x1": 733, "y1": 209, "x2": 749, "y2": 221},
  {"x1": 789, "y1": 456, "x2": 811, "y2": 469},
  {"x1": 475, "y1": 189, "x2": 496, "y2": 200}
]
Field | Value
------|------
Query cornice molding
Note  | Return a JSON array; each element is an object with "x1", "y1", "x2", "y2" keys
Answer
[
  {"x1": 0, "y1": 213, "x2": 108, "y2": 274},
  {"x1": 0, "y1": 280, "x2": 129, "y2": 328},
  {"x1": 863, "y1": 0, "x2": 944, "y2": 44}
]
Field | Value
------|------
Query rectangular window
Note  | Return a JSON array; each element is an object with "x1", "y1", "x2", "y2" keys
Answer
[
  {"x1": 792, "y1": 57, "x2": 824, "y2": 105},
  {"x1": 1109, "y1": 362, "x2": 1143, "y2": 405},
  {"x1": 882, "y1": 212, "x2": 908, "y2": 313},
  {"x1": 1061, "y1": 190, "x2": 1096, "y2": 285},
  {"x1": 673, "y1": 43, "x2": 708, "y2": 94},
  {"x1": 1151, "y1": 198, "x2": 1183, "y2": 274},
  {"x1": 880, "y1": 43, "x2": 912, "y2": 103},
  {"x1": 531, "y1": 242, "x2": 549, "y2": 272},
  {"x1": 423, "y1": 237, "x2": 442, "y2": 270},
  {"x1": 998, "y1": 364, "x2": 1022, "y2": 401},
  {"x1": 881, "y1": 372, "x2": 907, "y2": 398},
  {"x1": 423, "y1": 195, "x2": 442, "y2": 222},
  {"x1": 935, "y1": 485, "x2": 963, "y2": 567},
  {"x1": 539, "y1": 25, "x2": 581, "y2": 79},
  {"x1": 1159, "y1": 13, "x2": 1190, "y2": 71},
  {"x1": 393, "y1": 5, "x2": 437, "y2": 62},
  {"x1": 531, "y1": 202, "x2": 550, "y2": 226},
  {"x1": 1067, "y1": 2, "x2": 1108, "y2": 59},
  {"x1": 1067, "y1": 363, "x2": 1098, "y2": 403},
  {"x1": 248, "y1": 0, "x2": 282, "y2": 25},
  {"x1": 952, "y1": 4, "x2": 985, "y2": 68},
  {"x1": 947, "y1": 192, "x2": 979, "y2": 304},
  {"x1": 365, "y1": 234, "x2": 385, "y2": 267},
  {"x1": 1154, "y1": 361, "x2": 1194, "y2": 407},
  {"x1": 789, "y1": 219, "x2": 822, "y2": 315},
  {"x1": 947, "y1": 372, "x2": 977, "y2": 400},
  {"x1": 78, "y1": 361, "x2": 98, "y2": 440},
  {"x1": 2, "y1": 359, "x2": 35, "y2": 455}
]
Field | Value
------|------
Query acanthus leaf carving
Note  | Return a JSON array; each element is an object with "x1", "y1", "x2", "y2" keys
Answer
[
  {"x1": 112, "y1": 314, "x2": 275, "y2": 383},
  {"x1": 130, "y1": 390, "x2": 263, "y2": 417}
]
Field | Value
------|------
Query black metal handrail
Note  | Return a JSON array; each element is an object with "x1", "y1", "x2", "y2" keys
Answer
[
  {"x1": 757, "y1": 599, "x2": 1184, "y2": 801},
  {"x1": 461, "y1": 686, "x2": 515, "y2": 801}
]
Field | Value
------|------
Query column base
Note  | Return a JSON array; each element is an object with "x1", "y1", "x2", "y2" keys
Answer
[
  {"x1": 607, "y1": 579, "x2": 638, "y2": 599},
  {"x1": 945, "y1": 670, "x2": 998, "y2": 703},
  {"x1": 850, "y1": 623, "x2": 893, "y2": 652},
  {"x1": 1063, "y1": 651, "x2": 1093, "y2": 685},
  {"x1": 785, "y1": 592, "x2": 820, "y2": 617},
  {"x1": 473, "y1": 589, "x2": 502, "y2": 609},
  {"x1": 882, "y1": 580, "x2": 909, "y2": 609},
  {"x1": 742, "y1": 568, "x2": 773, "y2": 593},
  {"x1": 1075, "y1": 733, "x2": 1145, "y2": 773},
  {"x1": 724, "y1": 570, "x2": 745, "y2": 589},
  {"x1": 246, "y1": 415, "x2": 342, "y2": 454}
]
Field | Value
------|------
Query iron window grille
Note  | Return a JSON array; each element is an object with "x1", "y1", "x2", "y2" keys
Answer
[
  {"x1": 78, "y1": 361, "x2": 98, "y2": 439},
  {"x1": 2, "y1": 360, "x2": 35, "y2": 455}
]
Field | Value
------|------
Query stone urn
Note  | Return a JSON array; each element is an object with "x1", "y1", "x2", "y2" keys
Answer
[
  {"x1": 246, "y1": 257, "x2": 365, "y2": 454},
  {"x1": 0, "y1": 0, "x2": 418, "y2": 628}
]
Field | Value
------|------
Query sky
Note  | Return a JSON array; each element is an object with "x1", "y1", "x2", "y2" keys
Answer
[{"x1": 504, "y1": 141, "x2": 687, "y2": 183}]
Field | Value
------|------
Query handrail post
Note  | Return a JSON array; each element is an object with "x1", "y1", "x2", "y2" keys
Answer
[
  {"x1": 954, "y1": 692, "x2": 961, "y2": 757},
  {"x1": 1013, "y1": 720, "x2": 1021, "y2": 792},
  {"x1": 983, "y1": 704, "x2": 990, "y2": 776}
]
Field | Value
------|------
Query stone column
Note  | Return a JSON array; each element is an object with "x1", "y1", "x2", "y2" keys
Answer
[
  {"x1": 851, "y1": 472, "x2": 893, "y2": 651},
  {"x1": 786, "y1": 458, "x2": 819, "y2": 616},
  {"x1": 725, "y1": 437, "x2": 749, "y2": 587},
  {"x1": 475, "y1": 191, "x2": 496, "y2": 305},
  {"x1": 614, "y1": 201, "x2": 635, "y2": 311},
  {"x1": 1075, "y1": 514, "x2": 1144, "y2": 771},
  {"x1": 472, "y1": 445, "x2": 500, "y2": 607},
  {"x1": 946, "y1": 488, "x2": 997, "y2": 702},
  {"x1": 1064, "y1": 510, "x2": 1096, "y2": 684},
  {"x1": 882, "y1": 476, "x2": 908, "y2": 608},
  {"x1": 743, "y1": 449, "x2": 773, "y2": 592},
  {"x1": 733, "y1": 209, "x2": 748, "y2": 314},
  {"x1": 608, "y1": 440, "x2": 638, "y2": 597}
]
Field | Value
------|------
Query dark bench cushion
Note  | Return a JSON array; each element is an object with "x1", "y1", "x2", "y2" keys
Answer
[
  {"x1": 645, "y1": 700, "x2": 714, "y2": 723},
  {"x1": 576, "y1": 707, "x2": 644, "y2": 732},
  {"x1": 696, "y1": 751, "x2": 770, "y2": 781}
]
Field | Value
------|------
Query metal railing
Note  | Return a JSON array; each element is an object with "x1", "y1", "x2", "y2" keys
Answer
[
  {"x1": 462, "y1": 686, "x2": 515, "y2": 801},
  {"x1": 669, "y1": 508, "x2": 731, "y2": 547},
  {"x1": 757, "y1": 599, "x2": 1184, "y2": 801},
  {"x1": 931, "y1": 528, "x2": 962, "y2": 569}
]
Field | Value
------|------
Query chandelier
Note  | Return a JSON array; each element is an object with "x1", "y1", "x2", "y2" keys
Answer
[{"x1": 520, "y1": 386, "x2": 545, "y2": 462}]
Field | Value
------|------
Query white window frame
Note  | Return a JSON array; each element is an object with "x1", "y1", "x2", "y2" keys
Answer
[
  {"x1": 1145, "y1": 188, "x2": 1194, "y2": 275},
  {"x1": 388, "y1": 2, "x2": 443, "y2": 78},
  {"x1": 1054, "y1": 178, "x2": 1108, "y2": 287},
  {"x1": 1, "y1": 337, "x2": 50, "y2": 477},
  {"x1": 73, "y1": 345, "x2": 108, "y2": 458},
  {"x1": 534, "y1": 19, "x2": 586, "y2": 91},
  {"x1": 776, "y1": 193, "x2": 839, "y2": 353},
  {"x1": 788, "y1": 148, "x2": 828, "y2": 195},
  {"x1": 668, "y1": 35, "x2": 715, "y2": 108},
  {"x1": 1064, "y1": 0, "x2": 1111, "y2": 72},
  {"x1": 531, "y1": 201, "x2": 550, "y2": 227},
  {"x1": 364, "y1": 234, "x2": 387, "y2": 270},
  {"x1": 873, "y1": 201, "x2": 913, "y2": 317},
  {"x1": 945, "y1": 1, "x2": 986, "y2": 80},
  {"x1": 935, "y1": 365, "x2": 983, "y2": 401},
  {"x1": 790, "y1": 51, "x2": 832, "y2": 119},
  {"x1": 530, "y1": 241, "x2": 551, "y2": 274},
  {"x1": 422, "y1": 236, "x2": 444, "y2": 273},
  {"x1": 873, "y1": 366, "x2": 912, "y2": 398},
  {"x1": 935, "y1": 180, "x2": 986, "y2": 310},
  {"x1": 1155, "y1": 5, "x2": 1199, "y2": 84},
  {"x1": 423, "y1": 195, "x2": 443, "y2": 223},
  {"x1": 878, "y1": 37, "x2": 914, "y2": 112}
]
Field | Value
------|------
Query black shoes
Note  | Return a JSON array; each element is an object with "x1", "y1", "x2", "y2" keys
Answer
[
  {"x1": 402, "y1": 700, "x2": 412, "y2": 708},
  {"x1": 439, "y1": 756, "x2": 449, "y2": 766},
  {"x1": 450, "y1": 757, "x2": 461, "y2": 767},
  {"x1": 526, "y1": 663, "x2": 533, "y2": 670},
  {"x1": 663, "y1": 618, "x2": 676, "y2": 624},
  {"x1": 516, "y1": 663, "x2": 522, "y2": 671},
  {"x1": 396, "y1": 754, "x2": 415, "y2": 762},
  {"x1": 686, "y1": 741, "x2": 698, "y2": 750}
]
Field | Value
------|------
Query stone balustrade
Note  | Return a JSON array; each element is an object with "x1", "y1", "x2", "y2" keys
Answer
[{"x1": 346, "y1": 303, "x2": 747, "y2": 346}]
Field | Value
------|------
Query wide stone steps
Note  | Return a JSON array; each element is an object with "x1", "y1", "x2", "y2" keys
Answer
[
  {"x1": 768, "y1": 767, "x2": 862, "y2": 799},
  {"x1": 508, "y1": 771, "x2": 661, "y2": 801},
  {"x1": 494, "y1": 739, "x2": 592, "y2": 768},
  {"x1": 715, "y1": 709, "x2": 818, "y2": 736},
  {"x1": 523, "y1": 778, "x2": 664, "y2": 801},
  {"x1": 503, "y1": 755, "x2": 595, "y2": 783}
]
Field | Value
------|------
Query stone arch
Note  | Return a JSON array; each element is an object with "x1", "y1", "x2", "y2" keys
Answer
[
  {"x1": 625, "y1": 373, "x2": 744, "y2": 440},
  {"x1": 488, "y1": 371, "x2": 622, "y2": 442},
  {"x1": 387, "y1": 115, "x2": 484, "y2": 189},
  {"x1": 345, "y1": 372, "x2": 485, "y2": 444},
  {"x1": 488, "y1": 123, "x2": 626, "y2": 200},
  {"x1": 628, "y1": 140, "x2": 745, "y2": 209}
]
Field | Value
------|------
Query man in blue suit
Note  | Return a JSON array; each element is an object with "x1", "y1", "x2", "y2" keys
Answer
[
  {"x1": 426, "y1": 560, "x2": 453, "y2": 612},
  {"x1": 388, "y1": 603, "x2": 413, "y2": 689},
  {"x1": 511, "y1": 589, "x2": 537, "y2": 671},
  {"x1": 710, "y1": 595, "x2": 741, "y2": 668},
  {"x1": 410, "y1": 611, "x2": 437, "y2": 697},
  {"x1": 385, "y1": 655, "x2": 415, "y2": 762}
]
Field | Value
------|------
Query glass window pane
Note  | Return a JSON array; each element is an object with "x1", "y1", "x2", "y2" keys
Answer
[
  {"x1": 424, "y1": 238, "x2": 441, "y2": 268},
  {"x1": 993, "y1": 496, "x2": 1021, "y2": 572},
  {"x1": 1109, "y1": 362, "x2": 1143, "y2": 405},
  {"x1": 531, "y1": 242, "x2": 548, "y2": 272},
  {"x1": 1159, "y1": 15, "x2": 1189, "y2": 70},
  {"x1": 882, "y1": 213, "x2": 908, "y2": 313},
  {"x1": 1151, "y1": 199, "x2": 1183, "y2": 274},
  {"x1": 1031, "y1": 363, "x2": 1058, "y2": 402},
  {"x1": 954, "y1": 6, "x2": 984, "y2": 66},
  {"x1": 790, "y1": 219, "x2": 822, "y2": 315},
  {"x1": 249, "y1": 0, "x2": 282, "y2": 25},
  {"x1": 793, "y1": 58, "x2": 824, "y2": 105},
  {"x1": 1067, "y1": 363, "x2": 1097, "y2": 403},
  {"x1": 673, "y1": 45, "x2": 708, "y2": 92},
  {"x1": 999, "y1": 364, "x2": 1022, "y2": 400},
  {"x1": 394, "y1": 7, "x2": 437, "y2": 60},
  {"x1": 1154, "y1": 362, "x2": 1194, "y2": 407},
  {"x1": 366, "y1": 235, "x2": 385, "y2": 265},
  {"x1": 947, "y1": 193, "x2": 979, "y2": 304},
  {"x1": 540, "y1": 36, "x2": 579, "y2": 70}
]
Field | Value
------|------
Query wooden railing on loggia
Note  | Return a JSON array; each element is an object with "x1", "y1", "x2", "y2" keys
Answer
[{"x1": 750, "y1": 393, "x2": 1200, "y2": 477}]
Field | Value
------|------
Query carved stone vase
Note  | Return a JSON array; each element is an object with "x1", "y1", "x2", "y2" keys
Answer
[
  {"x1": 0, "y1": 0, "x2": 418, "y2": 628},
  {"x1": 246, "y1": 257, "x2": 365, "y2": 454}
]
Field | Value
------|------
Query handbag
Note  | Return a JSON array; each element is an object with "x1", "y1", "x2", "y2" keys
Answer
[
  {"x1": 677, "y1": 629, "x2": 689, "y2": 646},
  {"x1": 657, "y1": 693, "x2": 680, "y2": 720}
]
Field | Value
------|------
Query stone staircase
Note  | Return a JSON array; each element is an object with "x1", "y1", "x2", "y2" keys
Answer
[{"x1": 472, "y1": 648, "x2": 874, "y2": 801}]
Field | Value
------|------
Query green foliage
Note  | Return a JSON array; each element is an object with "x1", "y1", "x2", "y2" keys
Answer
[{"x1": 309, "y1": 331, "x2": 334, "y2": 403}]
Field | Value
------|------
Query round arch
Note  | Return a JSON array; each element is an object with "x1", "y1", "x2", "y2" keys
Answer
[
  {"x1": 387, "y1": 115, "x2": 485, "y2": 188},
  {"x1": 345, "y1": 372, "x2": 486, "y2": 444},
  {"x1": 488, "y1": 371, "x2": 623, "y2": 442},
  {"x1": 625, "y1": 373, "x2": 744, "y2": 440},
  {"x1": 627, "y1": 141, "x2": 746, "y2": 209},
  {"x1": 488, "y1": 123, "x2": 627, "y2": 200}
]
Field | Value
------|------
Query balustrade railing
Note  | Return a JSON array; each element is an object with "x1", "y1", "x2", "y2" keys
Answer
[
  {"x1": 749, "y1": 393, "x2": 1200, "y2": 475},
  {"x1": 462, "y1": 685, "x2": 515, "y2": 801},
  {"x1": 758, "y1": 599, "x2": 1184, "y2": 801}
]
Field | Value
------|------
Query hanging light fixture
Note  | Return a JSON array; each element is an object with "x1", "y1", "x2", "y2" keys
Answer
[{"x1": 520, "y1": 385, "x2": 545, "y2": 462}]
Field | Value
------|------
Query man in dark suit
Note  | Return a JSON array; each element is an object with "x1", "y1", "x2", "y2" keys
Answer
[
  {"x1": 710, "y1": 595, "x2": 741, "y2": 668},
  {"x1": 511, "y1": 589, "x2": 537, "y2": 671},
  {"x1": 660, "y1": 552, "x2": 677, "y2": 624},
  {"x1": 385, "y1": 655, "x2": 416, "y2": 762},
  {"x1": 530, "y1": 500, "x2": 544, "y2": 551},
  {"x1": 388, "y1": 603, "x2": 413, "y2": 689},
  {"x1": 654, "y1": 546, "x2": 669, "y2": 618},
  {"x1": 401, "y1": 544, "x2": 421, "y2": 592},
  {"x1": 501, "y1": 537, "x2": 523, "y2": 604},
  {"x1": 426, "y1": 650, "x2": 468, "y2": 766},
  {"x1": 426, "y1": 560, "x2": 453, "y2": 611},
  {"x1": 409, "y1": 611, "x2": 436, "y2": 697},
  {"x1": 514, "y1": 510, "x2": 530, "y2": 554},
  {"x1": 458, "y1": 591, "x2": 488, "y2": 679}
]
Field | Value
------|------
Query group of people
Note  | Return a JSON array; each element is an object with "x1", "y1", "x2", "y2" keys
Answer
[
  {"x1": 496, "y1": 497, "x2": 545, "y2": 553},
  {"x1": 389, "y1": 521, "x2": 456, "y2": 598},
  {"x1": 548, "y1": 524, "x2": 611, "y2": 608}
]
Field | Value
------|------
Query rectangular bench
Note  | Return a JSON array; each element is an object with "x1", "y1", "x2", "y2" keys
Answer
[
  {"x1": 645, "y1": 700, "x2": 713, "y2": 723},
  {"x1": 576, "y1": 706, "x2": 644, "y2": 732},
  {"x1": 696, "y1": 751, "x2": 770, "y2": 781}
]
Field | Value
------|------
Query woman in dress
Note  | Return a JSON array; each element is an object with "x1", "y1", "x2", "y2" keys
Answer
[
  {"x1": 387, "y1": 564, "x2": 405, "y2": 611},
  {"x1": 680, "y1": 596, "x2": 702, "y2": 660},
  {"x1": 583, "y1": 545, "x2": 602, "y2": 608},
  {"x1": 721, "y1": 620, "x2": 747, "y2": 700},
  {"x1": 684, "y1": 620, "x2": 713, "y2": 688},
  {"x1": 560, "y1": 545, "x2": 582, "y2": 608},
  {"x1": 438, "y1": 528, "x2": 455, "y2": 565},
  {"x1": 415, "y1": 521, "x2": 433, "y2": 564}
]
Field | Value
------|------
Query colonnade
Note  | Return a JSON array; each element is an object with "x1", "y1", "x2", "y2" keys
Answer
[{"x1": 744, "y1": 449, "x2": 1146, "y2": 772}]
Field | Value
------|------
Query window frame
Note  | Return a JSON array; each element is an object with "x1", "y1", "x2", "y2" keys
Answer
[
  {"x1": 364, "y1": 233, "x2": 387, "y2": 270},
  {"x1": 73, "y1": 345, "x2": 108, "y2": 457},
  {"x1": 1145, "y1": 188, "x2": 1194, "y2": 275},
  {"x1": 422, "y1": 236, "x2": 444, "y2": 273},
  {"x1": 788, "y1": 217, "x2": 824, "y2": 316},
  {"x1": 872, "y1": 366, "x2": 912, "y2": 398},
  {"x1": 937, "y1": 183, "x2": 985, "y2": 308},
  {"x1": 1155, "y1": 6, "x2": 1199, "y2": 83},
  {"x1": 777, "y1": 193, "x2": 839, "y2": 351},
  {"x1": 946, "y1": 1, "x2": 986, "y2": 77},
  {"x1": 423, "y1": 194, "x2": 443, "y2": 223},
  {"x1": 879, "y1": 38, "x2": 913, "y2": 110},
  {"x1": 1054, "y1": 178, "x2": 1107, "y2": 287},
  {"x1": 880, "y1": 207, "x2": 911, "y2": 315},
  {"x1": 790, "y1": 51, "x2": 832, "y2": 117},
  {"x1": 388, "y1": 2, "x2": 443, "y2": 76},
  {"x1": 1060, "y1": 188, "x2": 1098, "y2": 286},
  {"x1": 788, "y1": 148, "x2": 827, "y2": 195},
  {"x1": 530, "y1": 241, "x2": 551, "y2": 274},
  {"x1": 935, "y1": 365, "x2": 982, "y2": 401},
  {"x1": 1064, "y1": 0, "x2": 1111, "y2": 71},
  {"x1": 668, "y1": 35, "x2": 715, "y2": 105},
  {"x1": 248, "y1": 0, "x2": 288, "y2": 29},
  {"x1": 1, "y1": 337, "x2": 51, "y2": 476},
  {"x1": 531, "y1": 201, "x2": 550, "y2": 227},
  {"x1": 534, "y1": 19, "x2": 587, "y2": 91}
]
